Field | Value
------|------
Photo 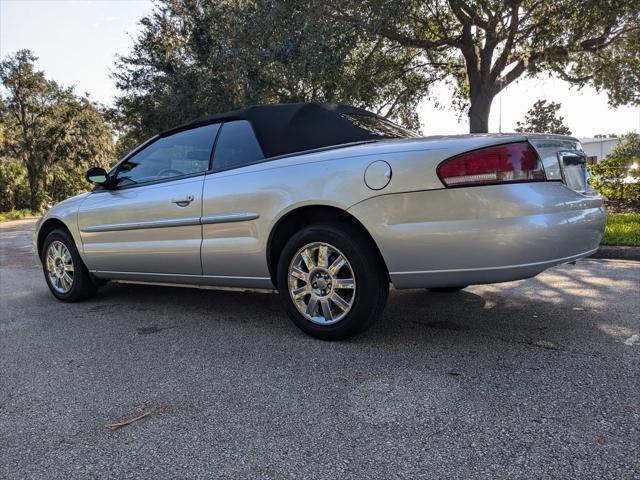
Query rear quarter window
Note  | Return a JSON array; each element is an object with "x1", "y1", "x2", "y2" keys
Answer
[{"x1": 212, "y1": 120, "x2": 265, "y2": 171}]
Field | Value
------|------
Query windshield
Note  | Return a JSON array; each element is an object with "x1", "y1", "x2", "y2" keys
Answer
[{"x1": 341, "y1": 113, "x2": 419, "y2": 139}]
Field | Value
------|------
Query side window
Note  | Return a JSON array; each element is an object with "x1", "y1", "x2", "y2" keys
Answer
[
  {"x1": 117, "y1": 123, "x2": 220, "y2": 187},
  {"x1": 212, "y1": 120, "x2": 264, "y2": 171}
]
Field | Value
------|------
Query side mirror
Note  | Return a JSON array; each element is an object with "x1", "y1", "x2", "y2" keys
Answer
[{"x1": 85, "y1": 167, "x2": 110, "y2": 187}]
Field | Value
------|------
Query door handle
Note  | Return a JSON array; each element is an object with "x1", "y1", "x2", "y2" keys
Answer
[{"x1": 171, "y1": 195, "x2": 194, "y2": 207}]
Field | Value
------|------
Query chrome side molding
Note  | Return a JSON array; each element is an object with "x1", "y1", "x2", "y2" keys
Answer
[
  {"x1": 201, "y1": 212, "x2": 260, "y2": 224},
  {"x1": 82, "y1": 212, "x2": 260, "y2": 232},
  {"x1": 81, "y1": 217, "x2": 202, "y2": 232}
]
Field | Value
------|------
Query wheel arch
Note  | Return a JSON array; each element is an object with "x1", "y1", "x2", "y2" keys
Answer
[
  {"x1": 266, "y1": 204, "x2": 389, "y2": 285},
  {"x1": 37, "y1": 217, "x2": 72, "y2": 260}
]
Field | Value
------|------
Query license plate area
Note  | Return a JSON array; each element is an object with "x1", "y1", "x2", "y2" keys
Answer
[{"x1": 558, "y1": 151, "x2": 588, "y2": 193}]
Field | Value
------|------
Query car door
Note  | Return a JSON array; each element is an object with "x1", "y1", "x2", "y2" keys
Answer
[
  {"x1": 200, "y1": 120, "x2": 274, "y2": 287},
  {"x1": 78, "y1": 123, "x2": 221, "y2": 276}
]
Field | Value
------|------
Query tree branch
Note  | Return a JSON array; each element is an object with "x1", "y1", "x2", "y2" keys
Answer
[
  {"x1": 490, "y1": 2, "x2": 522, "y2": 82},
  {"x1": 496, "y1": 57, "x2": 528, "y2": 92},
  {"x1": 554, "y1": 69, "x2": 594, "y2": 84},
  {"x1": 375, "y1": 25, "x2": 459, "y2": 50}
]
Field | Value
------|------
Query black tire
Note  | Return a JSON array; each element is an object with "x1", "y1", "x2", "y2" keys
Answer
[
  {"x1": 41, "y1": 229, "x2": 98, "y2": 302},
  {"x1": 428, "y1": 286, "x2": 468, "y2": 293},
  {"x1": 277, "y1": 223, "x2": 389, "y2": 340}
]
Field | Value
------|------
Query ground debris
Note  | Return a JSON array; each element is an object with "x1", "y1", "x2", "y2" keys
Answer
[
  {"x1": 523, "y1": 339, "x2": 561, "y2": 350},
  {"x1": 105, "y1": 410, "x2": 154, "y2": 430},
  {"x1": 136, "y1": 325, "x2": 175, "y2": 335}
]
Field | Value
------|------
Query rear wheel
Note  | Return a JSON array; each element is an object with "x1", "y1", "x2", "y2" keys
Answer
[
  {"x1": 277, "y1": 224, "x2": 388, "y2": 340},
  {"x1": 41, "y1": 229, "x2": 98, "y2": 302},
  {"x1": 428, "y1": 286, "x2": 468, "y2": 293}
]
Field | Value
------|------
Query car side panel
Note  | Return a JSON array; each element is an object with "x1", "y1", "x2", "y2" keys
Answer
[
  {"x1": 200, "y1": 155, "x2": 380, "y2": 285},
  {"x1": 77, "y1": 175, "x2": 205, "y2": 275}
]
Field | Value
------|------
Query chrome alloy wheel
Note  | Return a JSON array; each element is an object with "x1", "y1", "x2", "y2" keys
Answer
[
  {"x1": 46, "y1": 240, "x2": 74, "y2": 294},
  {"x1": 288, "y1": 242, "x2": 356, "y2": 325}
]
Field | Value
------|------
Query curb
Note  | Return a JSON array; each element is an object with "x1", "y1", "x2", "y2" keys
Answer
[{"x1": 591, "y1": 246, "x2": 640, "y2": 261}]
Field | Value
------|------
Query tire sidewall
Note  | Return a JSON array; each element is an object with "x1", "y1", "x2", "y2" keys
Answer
[{"x1": 277, "y1": 224, "x2": 386, "y2": 340}]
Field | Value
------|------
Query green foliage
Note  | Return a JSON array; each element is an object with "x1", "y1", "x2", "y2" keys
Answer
[
  {"x1": 515, "y1": 100, "x2": 571, "y2": 135},
  {"x1": 45, "y1": 164, "x2": 94, "y2": 205},
  {"x1": 610, "y1": 132, "x2": 640, "y2": 159},
  {"x1": 601, "y1": 213, "x2": 640, "y2": 246},
  {"x1": 589, "y1": 133, "x2": 640, "y2": 202},
  {"x1": 335, "y1": 0, "x2": 640, "y2": 132},
  {"x1": 0, "y1": 158, "x2": 30, "y2": 211},
  {"x1": 571, "y1": 29, "x2": 640, "y2": 108},
  {"x1": 0, "y1": 50, "x2": 115, "y2": 210},
  {"x1": 112, "y1": 0, "x2": 436, "y2": 153},
  {"x1": 0, "y1": 208, "x2": 38, "y2": 223}
]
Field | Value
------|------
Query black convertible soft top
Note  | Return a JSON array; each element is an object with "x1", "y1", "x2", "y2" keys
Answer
[{"x1": 161, "y1": 103, "x2": 415, "y2": 159}]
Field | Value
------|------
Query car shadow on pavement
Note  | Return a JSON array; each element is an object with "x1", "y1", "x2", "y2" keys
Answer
[{"x1": 87, "y1": 265, "x2": 637, "y2": 353}]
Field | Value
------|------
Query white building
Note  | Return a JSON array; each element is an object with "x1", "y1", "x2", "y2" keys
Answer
[{"x1": 579, "y1": 137, "x2": 620, "y2": 164}]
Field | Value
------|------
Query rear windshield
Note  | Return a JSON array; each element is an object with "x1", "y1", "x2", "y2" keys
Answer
[{"x1": 341, "y1": 113, "x2": 419, "y2": 139}]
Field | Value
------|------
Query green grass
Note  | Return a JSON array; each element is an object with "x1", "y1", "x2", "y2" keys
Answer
[
  {"x1": 0, "y1": 209, "x2": 39, "y2": 223},
  {"x1": 601, "y1": 213, "x2": 640, "y2": 247}
]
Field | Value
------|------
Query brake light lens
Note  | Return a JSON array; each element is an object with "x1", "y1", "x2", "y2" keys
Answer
[{"x1": 437, "y1": 142, "x2": 546, "y2": 187}]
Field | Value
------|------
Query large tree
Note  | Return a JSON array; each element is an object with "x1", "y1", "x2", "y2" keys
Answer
[
  {"x1": 334, "y1": 0, "x2": 640, "y2": 132},
  {"x1": 0, "y1": 50, "x2": 114, "y2": 210},
  {"x1": 515, "y1": 99, "x2": 571, "y2": 134},
  {"x1": 113, "y1": 0, "x2": 436, "y2": 155}
]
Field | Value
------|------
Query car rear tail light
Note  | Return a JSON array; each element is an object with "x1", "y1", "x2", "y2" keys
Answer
[{"x1": 437, "y1": 142, "x2": 546, "y2": 187}]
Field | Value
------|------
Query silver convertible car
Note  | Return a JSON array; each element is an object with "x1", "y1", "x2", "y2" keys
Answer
[{"x1": 34, "y1": 103, "x2": 605, "y2": 339}]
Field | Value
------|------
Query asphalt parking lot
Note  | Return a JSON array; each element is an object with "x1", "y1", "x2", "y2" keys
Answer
[{"x1": 1, "y1": 218, "x2": 639, "y2": 479}]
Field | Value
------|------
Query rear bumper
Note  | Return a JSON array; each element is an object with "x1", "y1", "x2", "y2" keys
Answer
[
  {"x1": 387, "y1": 247, "x2": 598, "y2": 289},
  {"x1": 348, "y1": 182, "x2": 605, "y2": 289}
]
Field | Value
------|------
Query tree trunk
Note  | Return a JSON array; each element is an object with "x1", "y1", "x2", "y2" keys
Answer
[
  {"x1": 27, "y1": 169, "x2": 42, "y2": 212},
  {"x1": 468, "y1": 92, "x2": 494, "y2": 133},
  {"x1": 29, "y1": 183, "x2": 39, "y2": 211}
]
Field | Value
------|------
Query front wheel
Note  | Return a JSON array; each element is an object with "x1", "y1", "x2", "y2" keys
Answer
[
  {"x1": 277, "y1": 224, "x2": 388, "y2": 340},
  {"x1": 41, "y1": 229, "x2": 98, "y2": 302}
]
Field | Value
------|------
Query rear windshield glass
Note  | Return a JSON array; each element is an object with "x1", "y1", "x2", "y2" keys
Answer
[{"x1": 341, "y1": 113, "x2": 419, "y2": 139}]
